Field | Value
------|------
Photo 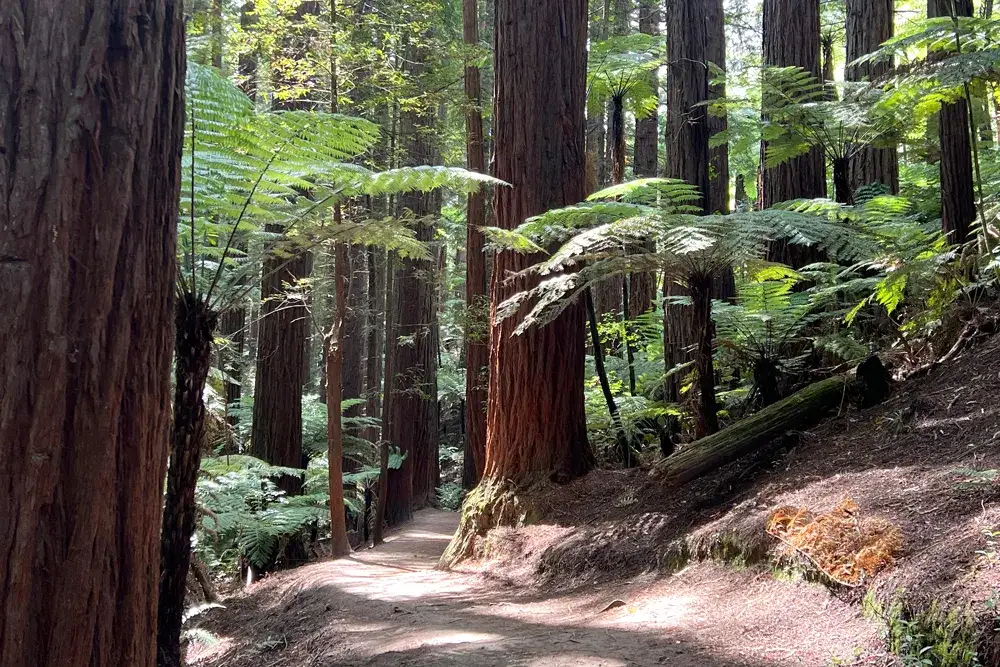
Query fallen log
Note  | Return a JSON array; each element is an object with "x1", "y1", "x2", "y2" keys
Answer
[{"x1": 651, "y1": 359, "x2": 890, "y2": 491}]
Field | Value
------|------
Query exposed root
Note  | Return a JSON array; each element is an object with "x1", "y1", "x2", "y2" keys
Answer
[{"x1": 438, "y1": 477, "x2": 540, "y2": 569}]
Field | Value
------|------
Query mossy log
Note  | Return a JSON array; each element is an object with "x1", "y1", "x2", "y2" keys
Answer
[{"x1": 652, "y1": 373, "x2": 858, "y2": 490}]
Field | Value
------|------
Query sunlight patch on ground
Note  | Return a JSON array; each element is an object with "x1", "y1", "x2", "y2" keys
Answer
[
  {"x1": 368, "y1": 629, "x2": 504, "y2": 655},
  {"x1": 595, "y1": 593, "x2": 694, "y2": 629},
  {"x1": 523, "y1": 655, "x2": 629, "y2": 666}
]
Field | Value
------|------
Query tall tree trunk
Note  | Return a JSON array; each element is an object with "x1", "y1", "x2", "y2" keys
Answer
[
  {"x1": 363, "y1": 247, "x2": 386, "y2": 445},
  {"x1": 587, "y1": 0, "x2": 611, "y2": 189},
  {"x1": 629, "y1": 0, "x2": 660, "y2": 318},
  {"x1": 846, "y1": 0, "x2": 899, "y2": 193},
  {"x1": 463, "y1": 0, "x2": 489, "y2": 490},
  {"x1": 374, "y1": 252, "x2": 396, "y2": 546},
  {"x1": 342, "y1": 245, "x2": 368, "y2": 441},
  {"x1": 706, "y1": 0, "x2": 730, "y2": 216},
  {"x1": 211, "y1": 0, "x2": 224, "y2": 69},
  {"x1": 157, "y1": 296, "x2": 217, "y2": 667},
  {"x1": 761, "y1": 0, "x2": 827, "y2": 266},
  {"x1": 386, "y1": 38, "x2": 441, "y2": 523},
  {"x1": 325, "y1": 240, "x2": 353, "y2": 558},
  {"x1": 251, "y1": 0, "x2": 320, "y2": 491},
  {"x1": 0, "y1": 3, "x2": 184, "y2": 666},
  {"x1": 219, "y1": 302, "x2": 247, "y2": 430},
  {"x1": 484, "y1": 0, "x2": 593, "y2": 483},
  {"x1": 665, "y1": 0, "x2": 728, "y2": 432},
  {"x1": 251, "y1": 244, "x2": 312, "y2": 492},
  {"x1": 239, "y1": 1, "x2": 258, "y2": 99},
  {"x1": 929, "y1": 0, "x2": 977, "y2": 246}
]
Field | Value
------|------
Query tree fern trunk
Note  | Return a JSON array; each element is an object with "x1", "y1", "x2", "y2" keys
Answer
[{"x1": 158, "y1": 295, "x2": 218, "y2": 667}]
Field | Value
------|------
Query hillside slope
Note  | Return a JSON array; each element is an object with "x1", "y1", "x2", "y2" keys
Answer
[{"x1": 474, "y1": 335, "x2": 1000, "y2": 664}]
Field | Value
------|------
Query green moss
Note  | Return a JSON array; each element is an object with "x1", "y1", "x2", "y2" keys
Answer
[{"x1": 864, "y1": 591, "x2": 982, "y2": 667}]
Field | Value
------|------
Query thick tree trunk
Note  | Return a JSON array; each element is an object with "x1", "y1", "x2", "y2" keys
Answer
[
  {"x1": 484, "y1": 0, "x2": 593, "y2": 483},
  {"x1": 665, "y1": 0, "x2": 729, "y2": 430},
  {"x1": 846, "y1": 0, "x2": 899, "y2": 194},
  {"x1": 252, "y1": 1, "x2": 321, "y2": 490},
  {"x1": 463, "y1": 0, "x2": 489, "y2": 490},
  {"x1": 929, "y1": 0, "x2": 977, "y2": 246},
  {"x1": 158, "y1": 296, "x2": 218, "y2": 667},
  {"x1": 386, "y1": 40, "x2": 441, "y2": 521},
  {"x1": 706, "y1": 0, "x2": 730, "y2": 216},
  {"x1": 0, "y1": 2, "x2": 184, "y2": 666},
  {"x1": 762, "y1": 0, "x2": 827, "y2": 266},
  {"x1": 252, "y1": 243, "x2": 312, "y2": 493}
]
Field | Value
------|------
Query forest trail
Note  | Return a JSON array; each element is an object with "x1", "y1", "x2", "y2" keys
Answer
[{"x1": 192, "y1": 508, "x2": 882, "y2": 666}]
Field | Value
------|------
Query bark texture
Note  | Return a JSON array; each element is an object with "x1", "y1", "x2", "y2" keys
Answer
[
  {"x1": 251, "y1": 242, "x2": 312, "y2": 492},
  {"x1": 761, "y1": 0, "x2": 826, "y2": 266},
  {"x1": 386, "y1": 39, "x2": 441, "y2": 522},
  {"x1": 463, "y1": 0, "x2": 489, "y2": 489},
  {"x1": 0, "y1": 2, "x2": 184, "y2": 665},
  {"x1": 158, "y1": 297, "x2": 217, "y2": 667},
  {"x1": 363, "y1": 247, "x2": 386, "y2": 445},
  {"x1": 929, "y1": 0, "x2": 977, "y2": 245},
  {"x1": 846, "y1": 0, "x2": 899, "y2": 193},
  {"x1": 706, "y1": 0, "x2": 730, "y2": 216},
  {"x1": 485, "y1": 0, "x2": 593, "y2": 483},
  {"x1": 628, "y1": 0, "x2": 660, "y2": 318},
  {"x1": 342, "y1": 245, "x2": 368, "y2": 428}
]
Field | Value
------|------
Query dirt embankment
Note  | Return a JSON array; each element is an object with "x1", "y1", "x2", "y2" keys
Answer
[{"x1": 473, "y1": 336, "x2": 1000, "y2": 663}]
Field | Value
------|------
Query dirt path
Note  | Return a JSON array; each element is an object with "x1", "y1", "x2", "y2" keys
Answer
[{"x1": 192, "y1": 509, "x2": 886, "y2": 666}]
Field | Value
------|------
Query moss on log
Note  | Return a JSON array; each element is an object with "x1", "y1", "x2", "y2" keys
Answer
[{"x1": 651, "y1": 375, "x2": 852, "y2": 490}]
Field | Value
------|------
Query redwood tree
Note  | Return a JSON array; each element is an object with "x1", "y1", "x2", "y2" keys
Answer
[
  {"x1": 483, "y1": 0, "x2": 592, "y2": 483},
  {"x1": 761, "y1": 0, "x2": 826, "y2": 266},
  {"x1": 250, "y1": 1, "x2": 320, "y2": 492},
  {"x1": 385, "y1": 38, "x2": 441, "y2": 524},
  {"x1": 929, "y1": 0, "x2": 977, "y2": 245},
  {"x1": 846, "y1": 0, "x2": 899, "y2": 194},
  {"x1": 463, "y1": 0, "x2": 490, "y2": 489},
  {"x1": 0, "y1": 2, "x2": 184, "y2": 666}
]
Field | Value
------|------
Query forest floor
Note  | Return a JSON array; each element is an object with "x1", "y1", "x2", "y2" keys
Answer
[
  {"x1": 192, "y1": 334, "x2": 1000, "y2": 666},
  {"x1": 189, "y1": 508, "x2": 884, "y2": 666}
]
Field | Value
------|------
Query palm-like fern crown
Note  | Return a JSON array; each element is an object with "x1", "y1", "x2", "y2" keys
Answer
[
  {"x1": 490, "y1": 179, "x2": 935, "y2": 335},
  {"x1": 712, "y1": 66, "x2": 900, "y2": 166},
  {"x1": 587, "y1": 34, "x2": 662, "y2": 117},
  {"x1": 181, "y1": 64, "x2": 502, "y2": 306}
]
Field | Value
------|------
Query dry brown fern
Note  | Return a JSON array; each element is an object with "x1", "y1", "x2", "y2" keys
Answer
[{"x1": 766, "y1": 498, "x2": 902, "y2": 586}]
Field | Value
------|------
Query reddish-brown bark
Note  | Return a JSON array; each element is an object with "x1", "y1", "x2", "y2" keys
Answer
[
  {"x1": 846, "y1": 0, "x2": 899, "y2": 194},
  {"x1": 929, "y1": 0, "x2": 977, "y2": 246},
  {"x1": 761, "y1": 0, "x2": 827, "y2": 266},
  {"x1": 386, "y1": 37, "x2": 441, "y2": 522},
  {"x1": 0, "y1": 2, "x2": 184, "y2": 665},
  {"x1": 485, "y1": 0, "x2": 593, "y2": 484},
  {"x1": 706, "y1": 0, "x2": 730, "y2": 216},
  {"x1": 463, "y1": 0, "x2": 489, "y2": 490},
  {"x1": 252, "y1": 241, "x2": 312, "y2": 493}
]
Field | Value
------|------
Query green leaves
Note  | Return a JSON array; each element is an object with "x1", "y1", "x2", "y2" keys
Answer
[{"x1": 587, "y1": 33, "x2": 663, "y2": 117}]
